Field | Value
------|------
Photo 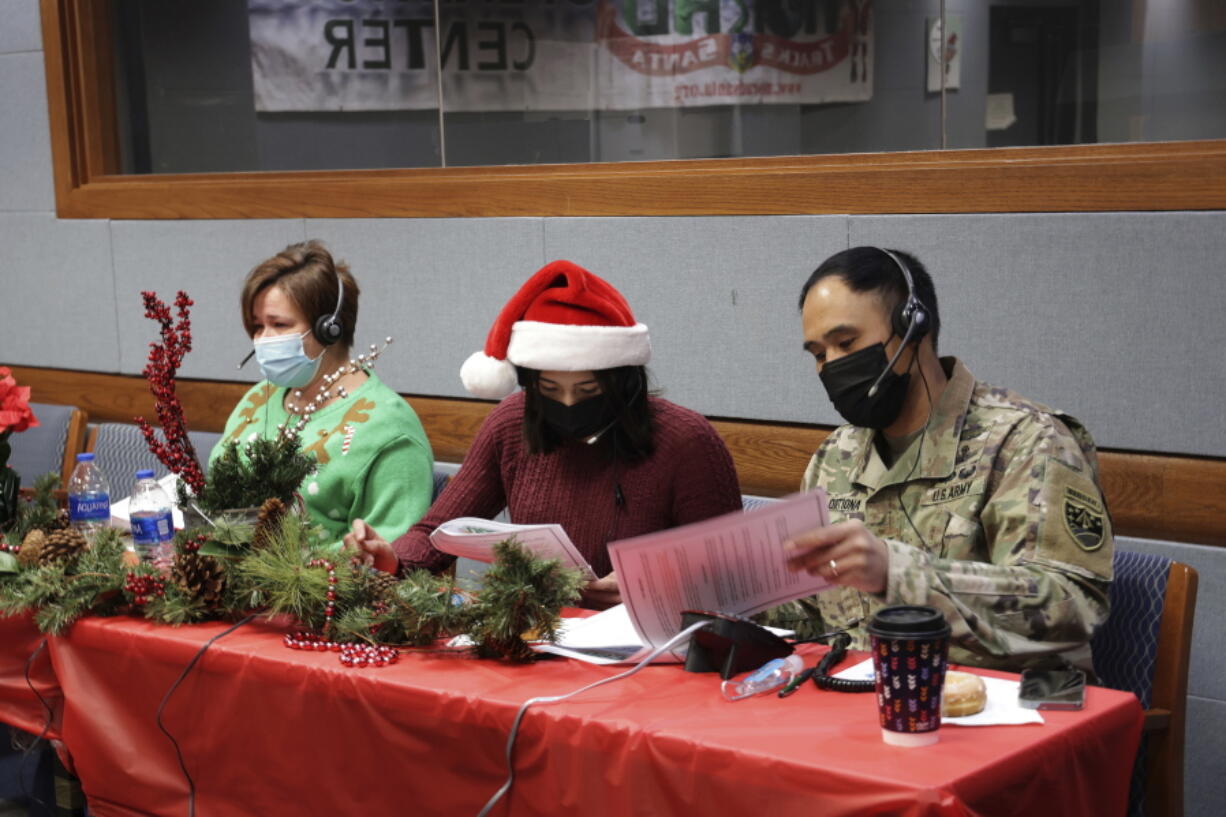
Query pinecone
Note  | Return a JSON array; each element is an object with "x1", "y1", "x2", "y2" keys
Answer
[
  {"x1": 251, "y1": 497, "x2": 287, "y2": 550},
  {"x1": 366, "y1": 569, "x2": 400, "y2": 601},
  {"x1": 172, "y1": 552, "x2": 226, "y2": 606},
  {"x1": 37, "y1": 528, "x2": 88, "y2": 566},
  {"x1": 46, "y1": 509, "x2": 70, "y2": 532},
  {"x1": 19, "y1": 529, "x2": 47, "y2": 566}
]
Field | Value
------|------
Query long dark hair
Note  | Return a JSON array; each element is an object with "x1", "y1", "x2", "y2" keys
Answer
[{"x1": 518, "y1": 366, "x2": 654, "y2": 461}]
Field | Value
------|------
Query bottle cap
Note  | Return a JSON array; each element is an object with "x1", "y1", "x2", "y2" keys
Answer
[
  {"x1": 135, "y1": 469, "x2": 155, "y2": 480},
  {"x1": 76, "y1": 453, "x2": 95, "y2": 462}
]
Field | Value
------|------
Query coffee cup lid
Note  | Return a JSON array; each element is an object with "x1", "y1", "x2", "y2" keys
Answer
[{"x1": 867, "y1": 605, "x2": 950, "y2": 639}]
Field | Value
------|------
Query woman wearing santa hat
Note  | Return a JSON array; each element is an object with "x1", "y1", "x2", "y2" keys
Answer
[{"x1": 344, "y1": 259, "x2": 742, "y2": 608}]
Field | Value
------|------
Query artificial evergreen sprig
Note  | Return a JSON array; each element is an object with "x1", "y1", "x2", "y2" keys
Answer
[
  {"x1": 194, "y1": 436, "x2": 315, "y2": 514},
  {"x1": 465, "y1": 539, "x2": 584, "y2": 662}
]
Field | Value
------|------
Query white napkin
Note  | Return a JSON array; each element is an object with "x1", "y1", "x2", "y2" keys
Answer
[{"x1": 833, "y1": 659, "x2": 1044, "y2": 726}]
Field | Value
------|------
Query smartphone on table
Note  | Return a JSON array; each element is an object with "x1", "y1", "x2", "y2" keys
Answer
[{"x1": 1018, "y1": 667, "x2": 1086, "y2": 710}]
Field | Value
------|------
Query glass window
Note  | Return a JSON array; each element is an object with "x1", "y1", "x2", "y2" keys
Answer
[{"x1": 109, "y1": 0, "x2": 1226, "y2": 175}]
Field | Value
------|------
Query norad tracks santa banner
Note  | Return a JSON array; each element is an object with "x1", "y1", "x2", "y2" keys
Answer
[{"x1": 248, "y1": 1, "x2": 873, "y2": 112}]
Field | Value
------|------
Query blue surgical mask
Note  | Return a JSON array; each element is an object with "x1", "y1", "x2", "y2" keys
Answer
[{"x1": 253, "y1": 330, "x2": 323, "y2": 388}]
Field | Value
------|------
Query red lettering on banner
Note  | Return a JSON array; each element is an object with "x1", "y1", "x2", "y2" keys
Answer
[{"x1": 598, "y1": 2, "x2": 853, "y2": 77}]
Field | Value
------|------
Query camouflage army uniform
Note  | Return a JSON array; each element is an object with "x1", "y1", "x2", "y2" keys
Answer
[{"x1": 775, "y1": 358, "x2": 1112, "y2": 673}]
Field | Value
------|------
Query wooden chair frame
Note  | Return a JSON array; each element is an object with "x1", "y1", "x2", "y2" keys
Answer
[
  {"x1": 59, "y1": 407, "x2": 89, "y2": 488},
  {"x1": 1143, "y1": 561, "x2": 1199, "y2": 817}
]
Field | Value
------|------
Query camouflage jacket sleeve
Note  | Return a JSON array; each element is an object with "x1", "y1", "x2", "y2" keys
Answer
[{"x1": 883, "y1": 413, "x2": 1113, "y2": 669}]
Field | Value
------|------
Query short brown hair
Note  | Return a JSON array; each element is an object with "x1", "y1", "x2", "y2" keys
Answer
[{"x1": 240, "y1": 240, "x2": 359, "y2": 348}]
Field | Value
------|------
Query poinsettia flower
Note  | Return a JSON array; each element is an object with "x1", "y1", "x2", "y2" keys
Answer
[{"x1": 0, "y1": 367, "x2": 40, "y2": 434}]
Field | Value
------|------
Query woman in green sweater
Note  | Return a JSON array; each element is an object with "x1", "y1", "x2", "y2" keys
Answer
[{"x1": 212, "y1": 240, "x2": 433, "y2": 545}]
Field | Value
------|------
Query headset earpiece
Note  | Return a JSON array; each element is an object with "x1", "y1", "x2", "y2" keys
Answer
[
  {"x1": 881, "y1": 249, "x2": 930, "y2": 345},
  {"x1": 313, "y1": 270, "x2": 346, "y2": 346}
]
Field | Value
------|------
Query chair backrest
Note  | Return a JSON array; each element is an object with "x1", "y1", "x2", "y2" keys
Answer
[
  {"x1": 1092, "y1": 550, "x2": 1198, "y2": 817},
  {"x1": 186, "y1": 430, "x2": 223, "y2": 476},
  {"x1": 432, "y1": 471, "x2": 450, "y2": 502},
  {"x1": 85, "y1": 422, "x2": 167, "y2": 495},
  {"x1": 6, "y1": 402, "x2": 88, "y2": 488},
  {"x1": 741, "y1": 495, "x2": 779, "y2": 512}
]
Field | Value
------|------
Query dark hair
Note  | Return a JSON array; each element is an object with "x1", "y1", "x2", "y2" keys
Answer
[
  {"x1": 797, "y1": 247, "x2": 941, "y2": 350},
  {"x1": 241, "y1": 240, "x2": 360, "y2": 349},
  {"x1": 519, "y1": 366, "x2": 654, "y2": 460}
]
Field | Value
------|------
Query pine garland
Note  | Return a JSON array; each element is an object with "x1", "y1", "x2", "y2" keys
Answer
[{"x1": 0, "y1": 504, "x2": 585, "y2": 662}]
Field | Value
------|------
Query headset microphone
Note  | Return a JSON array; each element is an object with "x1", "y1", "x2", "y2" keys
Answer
[
  {"x1": 237, "y1": 349, "x2": 255, "y2": 369},
  {"x1": 866, "y1": 311, "x2": 925, "y2": 398},
  {"x1": 865, "y1": 248, "x2": 930, "y2": 398}
]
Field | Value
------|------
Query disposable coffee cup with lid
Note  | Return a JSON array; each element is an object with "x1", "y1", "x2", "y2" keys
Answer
[{"x1": 867, "y1": 605, "x2": 951, "y2": 747}]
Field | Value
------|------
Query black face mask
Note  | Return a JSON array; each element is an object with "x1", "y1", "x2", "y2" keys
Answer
[
  {"x1": 540, "y1": 393, "x2": 618, "y2": 440},
  {"x1": 819, "y1": 342, "x2": 911, "y2": 430}
]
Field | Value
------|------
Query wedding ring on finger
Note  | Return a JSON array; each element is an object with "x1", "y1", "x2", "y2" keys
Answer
[{"x1": 829, "y1": 559, "x2": 840, "y2": 578}]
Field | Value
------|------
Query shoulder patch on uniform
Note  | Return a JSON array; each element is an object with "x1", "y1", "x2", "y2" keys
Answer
[{"x1": 1062, "y1": 486, "x2": 1105, "y2": 552}]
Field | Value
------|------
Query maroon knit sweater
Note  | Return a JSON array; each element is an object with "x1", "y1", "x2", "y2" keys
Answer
[{"x1": 393, "y1": 392, "x2": 742, "y2": 577}]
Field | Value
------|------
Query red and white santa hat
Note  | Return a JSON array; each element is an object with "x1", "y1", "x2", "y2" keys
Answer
[{"x1": 460, "y1": 260, "x2": 651, "y2": 399}]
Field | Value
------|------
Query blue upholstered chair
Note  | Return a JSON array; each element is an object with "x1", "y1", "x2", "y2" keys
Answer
[
  {"x1": 6, "y1": 402, "x2": 88, "y2": 488},
  {"x1": 186, "y1": 430, "x2": 223, "y2": 476},
  {"x1": 741, "y1": 495, "x2": 778, "y2": 512},
  {"x1": 431, "y1": 469, "x2": 451, "y2": 502},
  {"x1": 1091, "y1": 550, "x2": 1199, "y2": 817}
]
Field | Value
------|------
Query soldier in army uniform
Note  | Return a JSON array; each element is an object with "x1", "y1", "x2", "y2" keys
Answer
[{"x1": 775, "y1": 246, "x2": 1112, "y2": 673}]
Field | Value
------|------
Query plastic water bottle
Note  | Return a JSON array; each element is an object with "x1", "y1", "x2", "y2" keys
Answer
[
  {"x1": 129, "y1": 469, "x2": 175, "y2": 562},
  {"x1": 721, "y1": 655, "x2": 806, "y2": 701},
  {"x1": 68, "y1": 452, "x2": 111, "y2": 539}
]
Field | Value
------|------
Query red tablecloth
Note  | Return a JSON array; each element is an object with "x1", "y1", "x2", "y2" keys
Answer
[
  {"x1": 0, "y1": 614, "x2": 62, "y2": 739},
  {"x1": 26, "y1": 615, "x2": 1142, "y2": 817}
]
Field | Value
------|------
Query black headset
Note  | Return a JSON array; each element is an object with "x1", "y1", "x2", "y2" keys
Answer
[
  {"x1": 313, "y1": 269, "x2": 346, "y2": 346},
  {"x1": 867, "y1": 248, "x2": 930, "y2": 398},
  {"x1": 879, "y1": 248, "x2": 929, "y2": 343}
]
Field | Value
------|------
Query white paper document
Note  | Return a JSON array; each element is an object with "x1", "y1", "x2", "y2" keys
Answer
[
  {"x1": 535, "y1": 605, "x2": 659, "y2": 665},
  {"x1": 834, "y1": 660, "x2": 1044, "y2": 726},
  {"x1": 536, "y1": 605, "x2": 795, "y2": 666},
  {"x1": 430, "y1": 518, "x2": 597, "y2": 580},
  {"x1": 607, "y1": 491, "x2": 832, "y2": 656}
]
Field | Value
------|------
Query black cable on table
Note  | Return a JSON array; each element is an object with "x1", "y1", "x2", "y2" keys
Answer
[{"x1": 155, "y1": 614, "x2": 255, "y2": 817}]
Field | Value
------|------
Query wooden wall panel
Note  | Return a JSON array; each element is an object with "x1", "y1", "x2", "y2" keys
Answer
[{"x1": 9, "y1": 366, "x2": 1224, "y2": 548}]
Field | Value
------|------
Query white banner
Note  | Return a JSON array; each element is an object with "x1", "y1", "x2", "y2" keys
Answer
[{"x1": 248, "y1": 1, "x2": 873, "y2": 112}]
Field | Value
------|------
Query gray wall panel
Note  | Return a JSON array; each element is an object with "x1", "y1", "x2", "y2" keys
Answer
[
  {"x1": 1186, "y1": 696, "x2": 1226, "y2": 817},
  {"x1": 110, "y1": 220, "x2": 307, "y2": 380},
  {"x1": 0, "y1": 0, "x2": 41, "y2": 55},
  {"x1": 0, "y1": 52, "x2": 54, "y2": 212},
  {"x1": 544, "y1": 216, "x2": 846, "y2": 422},
  {"x1": 848, "y1": 213, "x2": 1226, "y2": 456},
  {"x1": 0, "y1": 213, "x2": 117, "y2": 370},
  {"x1": 304, "y1": 218, "x2": 546, "y2": 397}
]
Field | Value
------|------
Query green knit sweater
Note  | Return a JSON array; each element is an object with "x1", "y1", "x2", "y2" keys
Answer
[{"x1": 211, "y1": 373, "x2": 433, "y2": 544}]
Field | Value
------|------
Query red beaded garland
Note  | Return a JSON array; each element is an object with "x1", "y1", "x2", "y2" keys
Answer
[{"x1": 281, "y1": 558, "x2": 400, "y2": 668}]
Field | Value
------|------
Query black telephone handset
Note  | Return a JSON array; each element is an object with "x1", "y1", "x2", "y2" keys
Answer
[{"x1": 1018, "y1": 667, "x2": 1086, "y2": 710}]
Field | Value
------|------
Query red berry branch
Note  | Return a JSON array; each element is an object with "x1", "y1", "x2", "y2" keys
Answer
[{"x1": 134, "y1": 291, "x2": 206, "y2": 495}]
